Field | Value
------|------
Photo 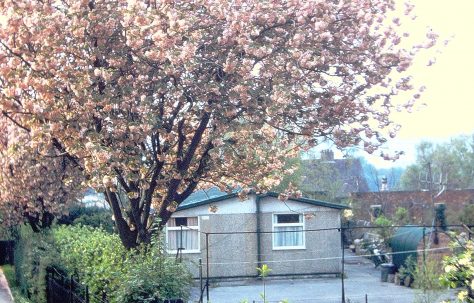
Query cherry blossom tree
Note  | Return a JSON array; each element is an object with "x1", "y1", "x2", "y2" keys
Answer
[
  {"x1": 0, "y1": 117, "x2": 84, "y2": 232},
  {"x1": 0, "y1": 0, "x2": 435, "y2": 248}
]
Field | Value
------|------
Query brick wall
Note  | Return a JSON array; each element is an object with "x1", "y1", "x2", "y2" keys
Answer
[{"x1": 349, "y1": 189, "x2": 474, "y2": 224}]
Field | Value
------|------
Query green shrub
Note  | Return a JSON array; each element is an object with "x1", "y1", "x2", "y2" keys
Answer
[
  {"x1": 374, "y1": 215, "x2": 393, "y2": 246},
  {"x1": 52, "y1": 225, "x2": 192, "y2": 303},
  {"x1": 52, "y1": 225, "x2": 126, "y2": 299},
  {"x1": 440, "y1": 240, "x2": 474, "y2": 302},
  {"x1": 57, "y1": 205, "x2": 115, "y2": 233},
  {"x1": 13, "y1": 227, "x2": 62, "y2": 303},
  {"x1": 115, "y1": 245, "x2": 192, "y2": 303},
  {"x1": 394, "y1": 207, "x2": 410, "y2": 225},
  {"x1": 2, "y1": 265, "x2": 34, "y2": 303}
]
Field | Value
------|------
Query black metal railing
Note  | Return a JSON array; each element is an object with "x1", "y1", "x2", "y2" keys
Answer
[
  {"x1": 46, "y1": 267, "x2": 106, "y2": 303},
  {"x1": 45, "y1": 267, "x2": 184, "y2": 303}
]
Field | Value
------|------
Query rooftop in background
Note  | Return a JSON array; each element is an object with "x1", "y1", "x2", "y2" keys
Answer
[{"x1": 301, "y1": 150, "x2": 370, "y2": 198}]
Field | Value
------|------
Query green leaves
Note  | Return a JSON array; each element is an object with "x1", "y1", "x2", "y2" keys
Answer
[
  {"x1": 257, "y1": 264, "x2": 271, "y2": 278},
  {"x1": 52, "y1": 225, "x2": 192, "y2": 303},
  {"x1": 440, "y1": 240, "x2": 474, "y2": 303}
]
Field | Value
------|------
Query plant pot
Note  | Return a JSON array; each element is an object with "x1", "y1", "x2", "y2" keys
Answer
[
  {"x1": 387, "y1": 273, "x2": 395, "y2": 283},
  {"x1": 403, "y1": 276, "x2": 412, "y2": 287},
  {"x1": 394, "y1": 273, "x2": 401, "y2": 285}
]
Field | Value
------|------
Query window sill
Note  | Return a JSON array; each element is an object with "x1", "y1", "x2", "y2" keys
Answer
[
  {"x1": 168, "y1": 250, "x2": 201, "y2": 254},
  {"x1": 272, "y1": 246, "x2": 306, "y2": 251}
]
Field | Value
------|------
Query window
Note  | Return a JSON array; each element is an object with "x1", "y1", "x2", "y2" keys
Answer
[
  {"x1": 167, "y1": 217, "x2": 200, "y2": 253},
  {"x1": 273, "y1": 214, "x2": 305, "y2": 249}
]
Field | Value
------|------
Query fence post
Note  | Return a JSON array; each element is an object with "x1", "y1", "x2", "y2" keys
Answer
[
  {"x1": 206, "y1": 233, "x2": 210, "y2": 303},
  {"x1": 199, "y1": 258, "x2": 203, "y2": 303},
  {"x1": 69, "y1": 275, "x2": 74, "y2": 303},
  {"x1": 85, "y1": 285, "x2": 90, "y2": 303},
  {"x1": 46, "y1": 270, "x2": 50, "y2": 303},
  {"x1": 365, "y1": 293, "x2": 368, "y2": 303},
  {"x1": 340, "y1": 226, "x2": 345, "y2": 303},
  {"x1": 422, "y1": 227, "x2": 426, "y2": 265},
  {"x1": 180, "y1": 225, "x2": 183, "y2": 263}
]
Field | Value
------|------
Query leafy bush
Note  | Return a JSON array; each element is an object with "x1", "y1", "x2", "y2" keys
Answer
[
  {"x1": 57, "y1": 205, "x2": 115, "y2": 233},
  {"x1": 2, "y1": 265, "x2": 34, "y2": 303},
  {"x1": 394, "y1": 207, "x2": 410, "y2": 225},
  {"x1": 374, "y1": 215, "x2": 393, "y2": 246},
  {"x1": 115, "y1": 246, "x2": 192, "y2": 303},
  {"x1": 412, "y1": 258, "x2": 444, "y2": 303},
  {"x1": 53, "y1": 225, "x2": 126, "y2": 298},
  {"x1": 13, "y1": 227, "x2": 62, "y2": 303},
  {"x1": 53, "y1": 225, "x2": 192, "y2": 303},
  {"x1": 440, "y1": 240, "x2": 474, "y2": 303},
  {"x1": 413, "y1": 258, "x2": 443, "y2": 291},
  {"x1": 398, "y1": 255, "x2": 417, "y2": 280}
]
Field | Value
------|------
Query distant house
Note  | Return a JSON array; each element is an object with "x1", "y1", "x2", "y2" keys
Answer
[
  {"x1": 301, "y1": 150, "x2": 369, "y2": 199},
  {"x1": 165, "y1": 190, "x2": 349, "y2": 279}
]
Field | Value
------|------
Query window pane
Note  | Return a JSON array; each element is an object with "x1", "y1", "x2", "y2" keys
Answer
[
  {"x1": 168, "y1": 229, "x2": 199, "y2": 251},
  {"x1": 175, "y1": 217, "x2": 188, "y2": 226},
  {"x1": 274, "y1": 226, "x2": 303, "y2": 247},
  {"x1": 187, "y1": 217, "x2": 198, "y2": 226},
  {"x1": 169, "y1": 217, "x2": 198, "y2": 227},
  {"x1": 276, "y1": 214, "x2": 301, "y2": 224},
  {"x1": 168, "y1": 218, "x2": 177, "y2": 227}
]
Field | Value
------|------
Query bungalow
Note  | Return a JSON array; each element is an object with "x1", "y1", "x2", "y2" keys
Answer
[{"x1": 165, "y1": 190, "x2": 349, "y2": 279}]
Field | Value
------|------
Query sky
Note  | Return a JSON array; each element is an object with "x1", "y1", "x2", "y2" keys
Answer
[
  {"x1": 1, "y1": 1, "x2": 473, "y2": 169},
  {"x1": 360, "y1": 0, "x2": 474, "y2": 168}
]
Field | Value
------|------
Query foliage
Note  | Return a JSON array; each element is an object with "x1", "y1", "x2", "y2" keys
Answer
[
  {"x1": 394, "y1": 207, "x2": 410, "y2": 225},
  {"x1": 114, "y1": 238, "x2": 192, "y2": 303},
  {"x1": 53, "y1": 225, "x2": 192, "y2": 303},
  {"x1": 2, "y1": 265, "x2": 34, "y2": 303},
  {"x1": 412, "y1": 258, "x2": 444, "y2": 303},
  {"x1": 413, "y1": 258, "x2": 444, "y2": 291},
  {"x1": 400, "y1": 136, "x2": 474, "y2": 191},
  {"x1": 0, "y1": 0, "x2": 435, "y2": 247},
  {"x1": 299, "y1": 156, "x2": 345, "y2": 201},
  {"x1": 270, "y1": 156, "x2": 302, "y2": 194},
  {"x1": 398, "y1": 254, "x2": 445, "y2": 303},
  {"x1": 374, "y1": 215, "x2": 393, "y2": 246},
  {"x1": 0, "y1": 118, "x2": 84, "y2": 232},
  {"x1": 398, "y1": 255, "x2": 417, "y2": 280},
  {"x1": 13, "y1": 227, "x2": 62, "y2": 303},
  {"x1": 440, "y1": 240, "x2": 474, "y2": 302},
  {"x1": 257, "y1": 264, "x2": 272, "y2": 303},
  {"x1": 57, "y1": 205, "x2": 115, "y2": 233},
  {"x1": 52, "y1": 225, "x2": 127, "y2": 299}
]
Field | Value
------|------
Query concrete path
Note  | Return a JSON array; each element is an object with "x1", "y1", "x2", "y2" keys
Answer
[
  {"x1": 190, "y1": 250, "x2": 455, "y2": 303},
  {"x1": 0, "y1": 268, "x2": 13, "y2": 303}
]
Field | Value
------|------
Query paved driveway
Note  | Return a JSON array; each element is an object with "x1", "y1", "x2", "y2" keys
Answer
[{"x1": 190, "y1": 251, "x2": 454, "y2": 303}]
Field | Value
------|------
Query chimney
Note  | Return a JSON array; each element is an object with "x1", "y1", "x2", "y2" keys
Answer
[
  {"x1": 380, "y1": 176, "x2": 388, "y2": 191},
  {"x1": 320, "y1": 149, "x2": 334, "y2": 161}
]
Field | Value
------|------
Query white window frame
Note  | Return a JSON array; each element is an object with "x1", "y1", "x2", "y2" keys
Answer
[
  {"x1": 166, "y1": 216, "x2": 200, "y2": 254},
  {"x1": 272, "y1": 213, "x2": 306, "y2": 250}
]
